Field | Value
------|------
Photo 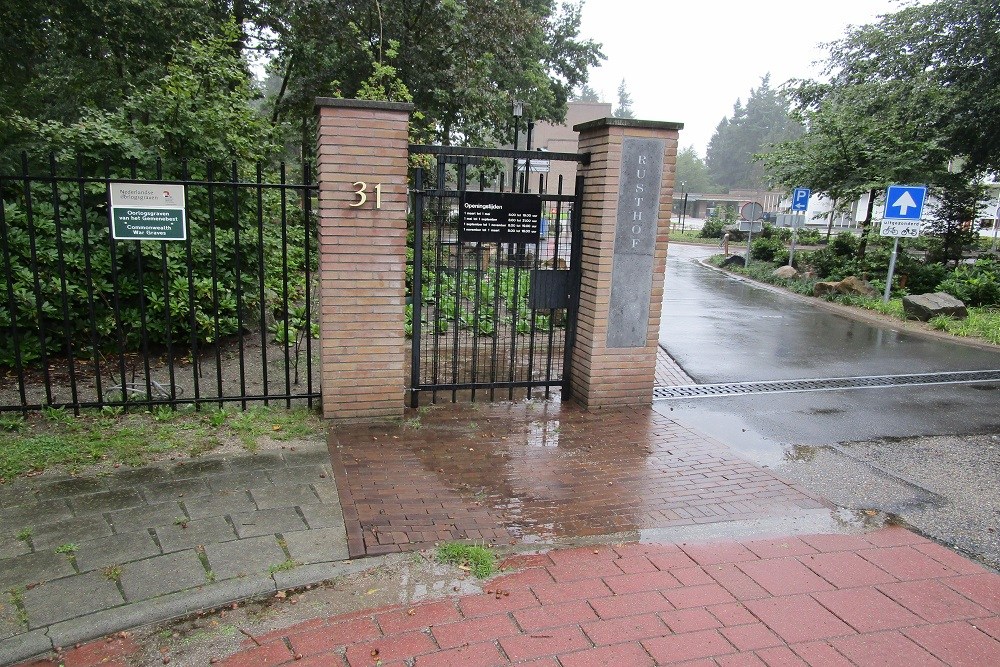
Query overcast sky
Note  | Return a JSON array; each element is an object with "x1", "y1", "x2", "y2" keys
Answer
[{"x1": 578, "y1": 0, "x2": 908, "y2": 156}]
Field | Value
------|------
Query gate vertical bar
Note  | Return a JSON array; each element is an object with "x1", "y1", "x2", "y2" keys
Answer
[
  {"x1": 130, "y1": 158, "x2": 155, "y2": 406},
  {"x1": 303, "y1": 161, "x2": 314, "y2": 408},
  {"x1": 50, "y1": 154, "x2": 80, "y2": 411},
  {"x1": 280, "y1": 162, "x2": 291, "y2": 407},
  {"x1": 156, "y1": 158, "x2": 177, "y2": 404},
  {"x1": 105, "y1": 157, "x2": 129, "y2": 410},
  {"x1": 562, "y1": 174, "x2": 584, "y2": 397},
  {"x1": 181, "y1": 159, "x2": 201, "y2": 408},
  {"x1": 231, "y1": 161, "x2": 247, "y2": 409},
  {"x1": 525, "y1": 173, "x2": 544, "y2": 399},
  {"x1": 0, "y1": 191, "x2": 27, "y2": 411},
  {"x1": 77, "y1": 156, "x2": 103, "y2": 406},
  {"x1": 409, "y1": 167, "x2": 425, "y2": 408},
  {"x1": 256, "y1": 163, "x2": 269, "y2": 405},
  {"x1": 451, "y1": 161, "x2": 466, "y2": 402},
  {"x1": 21, "y1": 153, "x2": 53, "y2": 405},
  {"x1": 207, "y1": 162, "x2": 224, "y2": 407}
]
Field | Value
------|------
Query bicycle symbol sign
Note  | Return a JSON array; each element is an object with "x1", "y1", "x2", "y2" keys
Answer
[{"x1": 879, "y1": 219, "x2": 921, "y2": 238}]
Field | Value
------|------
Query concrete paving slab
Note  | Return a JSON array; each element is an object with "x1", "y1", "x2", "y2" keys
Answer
[
  {"x1": 140, "y1": 478, "x2": 212, "y2": 503},
  {"x1": 0, "y1": 549, "x2": 76, "y2": 589},
  {"x1": 232, "y1": 508, "x2": 307, "y2": 538},
  {"x1": 207, "y1": 471, "x2": 274, "y2": 492},
  {"x1": 284, "y1": 449, "x2": 334, "y2": 466},
  {"x1": 33, "y1": 477, "x2": 106, "y2": 500},
  {"x1": 181, "y1": 490, "x2": 256, "y2": 520},
  {"x1": 299, "y1": 503, "x2": 347, "y2": 530},
  {"x1": 0, "y1": 594, "x2": 24, "y2": 641},
  {"x1": 281, "y1": 527, "x2": 349, "y2": 564},
  {"x1": 106, "y1": 501, "x2": 183, "y2": 532},
  {"x1": 29, "y1": 514, "x2": 113, "y2": 550},
  {"x1": 266, "y1": 464, "x2": 331, "y2": 486},
  {"x1": 0, "y1": 533, "x2": 31, "y2": 560},
  {"x1": 203, "y1": 535, "x2": 286, "y2": 580},
  {"x1": 101, "y1": 466, "x2": 171, "y2": 488},
  {"x1": 22, "y1": 570, "x2": 124, "y2": 627},
  {"x1": 227, "y1": 452, "x2": 286, "y2": 472},
  {"x1": 119, "y1": 550, "x2": 209, "y2": 602},
  {"x1": 310, "y1": 479, "x2": 341, "y2": 505},
  {"x1": 249, "y1": 484, "x2": 321, "y2": 510},
  {"x1": 169, "y1": 459, "x2": 229, "y2": 477},
  {"x1": 0, "y1": 485, "x2": 41, "y2": 510},
  {"x1": 74, "y1": 531, "x2": 161, "y2": 573},
  {"x1": 0, "y1": 499, "x2": 73, "y2": 528},
  {"x1": 69, "y1": 488, "x2": 145, "y2": 514},
  {"x1": 155, "y1": 515, "x2": 237, "y2": 553}
]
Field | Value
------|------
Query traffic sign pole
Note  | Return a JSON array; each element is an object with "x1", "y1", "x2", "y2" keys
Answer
[{"x1": 883, "y1": 236, "x2": 900, "y2": 303}]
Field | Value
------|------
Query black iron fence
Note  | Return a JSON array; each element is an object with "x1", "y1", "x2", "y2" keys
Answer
[
  {"x1": 408, "y1": 145, "x2": 585, "y2": 405},
  {"x1": 0, "y1": 154, "x2": 319, "y2": 413}
]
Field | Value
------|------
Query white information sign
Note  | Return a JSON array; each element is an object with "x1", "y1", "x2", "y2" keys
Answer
[{"x1": 879, "y1": 219, "x2": 921, "y2": 238}]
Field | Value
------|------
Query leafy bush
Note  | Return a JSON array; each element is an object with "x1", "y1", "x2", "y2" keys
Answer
[
  {"x1": 936, "y1": 259, "x2": 1000, "y2": 306},
  {"x1": 699, "y1": 217, "x2": 726, "y2": 238},
  {"x1": 796, "y1": 228, "x2": 822, "y2": 245},
  {"x1": 829, "y1": 231, "x2": 859, "y2": 257},
  {"x1": 902, "y1": 261, "x2": 949, "y2": 294},
  {"x1": 751, "y1": 236, "x2": 787, "y2": 264}
]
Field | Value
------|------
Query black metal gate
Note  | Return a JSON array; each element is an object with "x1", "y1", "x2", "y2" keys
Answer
[{"x1": 408, "y1": 145, "x2": 587, "y2": 405}]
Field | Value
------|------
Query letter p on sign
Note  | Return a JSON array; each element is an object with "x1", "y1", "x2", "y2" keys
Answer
[{"x1": 792, "y1": 187, "x2": 810, "y2": 212}]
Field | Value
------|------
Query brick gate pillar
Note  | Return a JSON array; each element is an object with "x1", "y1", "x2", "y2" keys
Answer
[
  {"x1": 569, "y1": 118, "x2": 683, "y2": 408},
  {"x1": 315, "y1": 99, "x2": 413, "y2": 420}
]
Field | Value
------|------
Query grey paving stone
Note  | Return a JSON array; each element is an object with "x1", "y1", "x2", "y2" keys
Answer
[
  {"x1": 281, "y1": 528, "x2": 349, "y2": 564},
  {"x1": 103, "y1": 466, "x2": 171, "y2": 488},
  {"x1": 232, "y1": 508, "x2": 306, "y2": 538},
  {"x1": 0, "y1": 484, "x2": 41, "y2": 509},
  {"x1": 0, "y1": 499, "x2": 74, "y2": 527},
  {"x1": 250, "y1": 484, "x2": 320, "y2": 510},
  {"x1": 182, "y1": 490, "x2": 256, "y2": 520},
  {"x1": 33, "y1": 477, "x2": 107, "y2": 500},
  {"x1": 0, "y1": 533, "x2": 31, "y2": 560},
  {"x1": 22, "y1": 571, "x2": 124, "y2": 628},
  {"x1": 208, "y1": 472, "x2": 274, "y2": 492},
  {"x1": 155, "y1": 516, "x2": 237, "y2": 553},
  {"x1": 0, "y1": 591, "x2": 24, "y2": 640},
  {"x1": 141, "y1": 478, "x2": 212, "y2": 503},
  {"x1": 272, "y1": 559, "x2": 373, "y2": 591},
  {"x1": 70, "y1": 488, "x2": 145, "y2": 514},
  {"x1": 266, "y1": 465, "x2": 330, "y2": 486},
  {"x1": 31, "y1": 515, "x2": 113, "y2": 550},
  {"x1": 0, "y1": 629, "x2": 52, "y2": 667},
  {"x1": 203, "y1": 535, "x2": 285, "y2": 580},
  {"x1": 283, "y1": 449, "x2": 333, "y2": 466},
  {"x1": 119, "y1": 550, "x2": 208, "y2": 602},
  {"x1": 299, "y1": 503, "x2": 347, "y2": 530},
  {"x1": 74, "y1": 532, "x2": 161, "y2": 573},
  {"x1": 170, "y1": 459, "x2": 229, "y2": 478},
  {"x1": 228, "y1": 452, "x2": 286, "y2": 472},
  {"x1": 311, "y1": 481, "x2": 342, "y2": 506},
  {"x1": 0, "y1": 549, "x2": 76, "y2": 589},
  {"x1": 107, "y1": 502, "x2": 183, "y2": 532}
]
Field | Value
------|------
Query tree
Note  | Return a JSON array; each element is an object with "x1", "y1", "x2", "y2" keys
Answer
[
  {"x1": 613, "y1": 79, "x2": 635, "y2": 119},
  {"x1": 705, "y1": 75, "x2": 803, "y2": 191},
  {"x1": 675, "y1": 146, "x2": 714, "y2": 193},
  {"x1": 926, "y1": 173, "x2": 987, "y2": 267},
  {"x1": 573, "y1": 84, "x2": 601, "y2": 103}
]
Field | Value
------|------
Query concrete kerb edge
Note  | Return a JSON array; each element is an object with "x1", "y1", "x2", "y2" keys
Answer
[
  {"x1": 695, "y1": 256, "x2": 1000, "y2": 353},
  {"x1": 0, "y1": 556, "x2": 389, "y2": 666}
]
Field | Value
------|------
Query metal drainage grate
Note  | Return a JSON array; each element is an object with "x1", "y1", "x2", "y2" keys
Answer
[{"x1": 653, "y1": 369, "x2": 1000, "y2": 400}]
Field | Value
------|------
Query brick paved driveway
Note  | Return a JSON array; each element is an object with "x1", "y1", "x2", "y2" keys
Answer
[{"x1": 329, "y1": 403, "x2": 826, "y2": 557}]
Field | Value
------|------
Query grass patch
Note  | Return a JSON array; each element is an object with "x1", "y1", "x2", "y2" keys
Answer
[
  {"x1": 103, "y1": 564, "x2": 123, "y2": 581},
  {"x1": 0, "y1": 406, "x2": 323, "y2": 480},
  {"x1": 8, "y1": 588, "x2": 28, "y2": 627},
  {"x1": 668, "y1": 229, "x2": 720, "y2": 245},
  {"x1": 267, "y1": 558, "x2": 298, "y2": 575},
  {"x1": 16, "y1": 527, "x2": 31, "y2": 542},
  {"x1": 929, "y1": 308, "x2": 1000, "y2": 344},
  {"x1": 436, "y1": 542, "x2": 497, "y2": 579}
]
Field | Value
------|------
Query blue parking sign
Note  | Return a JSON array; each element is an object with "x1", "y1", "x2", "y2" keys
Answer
[
  {"x1": 792, "y1": 187, "x2": 810, "y2": 211},
  {"x1": 884, "y1": 185, "x2": 927, "y2": 221}
]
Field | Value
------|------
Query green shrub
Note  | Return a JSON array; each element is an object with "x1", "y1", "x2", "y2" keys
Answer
[
  {"x1": 902, "y1": 261, "x2": 949, "y2": 295},
  {"x1": 829, "y1": 231, "x2": 859, "y2": 257},
  {"x1": 796, "y1": 228, "x2": 822, "y2": 245},
  {"x1": 936, "y1": 259, "x2": 1000, "y2": 306},
  {"x1": 751, "y1": 236, "x2": 787, "y2": 264},
  {"x1": 699, "y1": 217, "x2": 726, "y2": 238}
]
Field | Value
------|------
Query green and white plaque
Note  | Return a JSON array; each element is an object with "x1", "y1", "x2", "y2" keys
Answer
[{"x1": 109, "y1": 183, "x2": 187, "y2": 241}]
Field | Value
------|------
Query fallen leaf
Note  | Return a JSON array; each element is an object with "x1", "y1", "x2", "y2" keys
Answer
[
  {"x1": 366, "y1": 588, "x2": 379, "y2": 595},
  {"x1": 272, "y1": 425, "x2": 282, "y2": 431},
  {"x1": 406, "y1": 608, "x2": 416, "y2": 616}
]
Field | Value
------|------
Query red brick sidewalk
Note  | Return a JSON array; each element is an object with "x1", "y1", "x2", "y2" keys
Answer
[{"x1": 27, "y1": 527, "x2": 1000, "y2": 666}]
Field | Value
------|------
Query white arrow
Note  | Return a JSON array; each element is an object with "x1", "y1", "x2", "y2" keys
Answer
[{"x1": 892, "y1": 191, "x2": 917, "y2": 215}]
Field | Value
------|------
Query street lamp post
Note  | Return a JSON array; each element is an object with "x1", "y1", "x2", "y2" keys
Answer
[{"x1": 511, "y1": 101, "x2": 523, "y2": 188}]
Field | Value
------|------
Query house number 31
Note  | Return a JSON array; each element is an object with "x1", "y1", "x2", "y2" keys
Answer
[{"x1": 350, "y1": 182, "x2": 382, "y2": 208}]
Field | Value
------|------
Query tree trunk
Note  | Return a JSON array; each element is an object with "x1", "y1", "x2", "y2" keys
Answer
[
  {"x1": 856, "y1": 188, "x2": 878, "y2": 268},
  {"x1": 825, "y1": 198, "x2": 838, "y2": 243}
]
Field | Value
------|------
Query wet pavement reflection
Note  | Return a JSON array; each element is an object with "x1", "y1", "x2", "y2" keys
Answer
[{"x1": 329, "y1": 400, "x2": 826, "y2": 557}]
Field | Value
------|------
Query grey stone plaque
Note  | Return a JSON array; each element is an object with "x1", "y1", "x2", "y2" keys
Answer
[{"x1": 608, "y1": 137, "x2": 665, "y2": 348}]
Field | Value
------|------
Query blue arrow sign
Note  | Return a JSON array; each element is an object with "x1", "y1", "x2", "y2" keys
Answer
[
  {"x1": 884, "y1": 185, "x2": 927, "y2": 221},
  {"x1": 792, "y1": 187, "x2": 810, "y2": 211}
]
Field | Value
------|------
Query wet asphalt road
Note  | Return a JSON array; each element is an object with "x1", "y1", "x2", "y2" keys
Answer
[{"x1": 656, "y1": 243, "x2": 1000, "y2": 568}]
